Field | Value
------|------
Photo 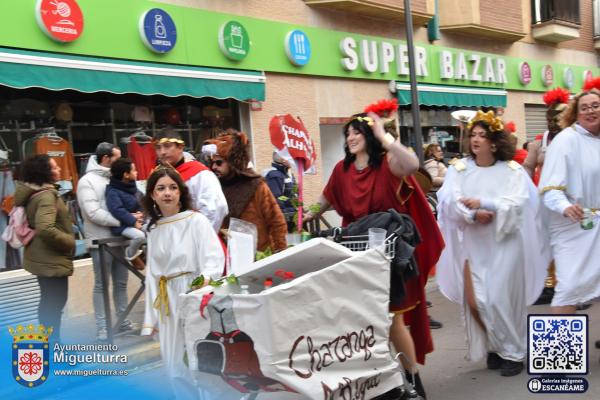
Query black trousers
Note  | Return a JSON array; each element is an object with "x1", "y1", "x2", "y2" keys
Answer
[{"x1": 37, "y1": 276, "x2": 69, "y2": 342}]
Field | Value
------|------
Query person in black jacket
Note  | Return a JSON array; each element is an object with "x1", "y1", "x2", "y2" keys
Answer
[
  {"x1": 264, "y1": 152, "x2": 296, "y2": 231},
  {"x1": 105, "y1": 158, "x2": 145, "y2": 267}
]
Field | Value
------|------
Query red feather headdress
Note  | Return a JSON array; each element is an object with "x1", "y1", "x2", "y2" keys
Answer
[
  {"x1": 505, "y1": 121, "x2": 517, "y2": 134},
  {"x1": 542, "y1": 87, "x2": 570, "y2": 107},
  {"x1": 363, "y1": 98, "x2": 398, "y2": 118},
  {"x1": 583, "y1": 77, "x2": 600, "y2": 91}
]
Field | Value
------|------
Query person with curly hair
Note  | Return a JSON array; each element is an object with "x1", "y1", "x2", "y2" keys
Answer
[
  {"x1": 436, "y1": 111, "x2": 549, "y2": 377},
  {"x1": 140, "y1": 165, "x2": 224, "y2": 398},
  {"x1": 204, "y1": 130, "x2": 287, "y2": 252}
]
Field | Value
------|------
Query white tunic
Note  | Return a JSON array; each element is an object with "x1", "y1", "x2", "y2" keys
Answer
[
  {"x1": 184, "y1": 169, "x2": 228, "y2": 232},
  {"x1": 141, "y1": 210, "x2": 224, "y2": 388},
  {"x1": 437, "y1": 159, "x2": 549, "y2": 362},
  {"x1": 539, "y1": 124, "x2": 600, "y2": 306}
]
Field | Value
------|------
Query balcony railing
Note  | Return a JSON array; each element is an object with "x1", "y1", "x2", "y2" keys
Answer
[{"x1": 532, "y1": 0, "x2": 580, "y2": 25}]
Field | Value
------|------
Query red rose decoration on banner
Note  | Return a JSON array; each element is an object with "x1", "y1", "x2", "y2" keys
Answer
[
  {"x1": 36, "y1": 0, "x2": 84, "y2": 43},
  {"x1": 269, "y1": 114, "x2": 316, "y2": 172}
]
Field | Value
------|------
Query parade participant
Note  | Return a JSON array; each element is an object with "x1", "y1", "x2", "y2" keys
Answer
[
  {"x1": 306, "y1": 112, "x2": 444, "y2": 398},
  {"x1": 437, "y1": 111, "x2": 548, "y2": 377},
  {"x1": 523, "y1": 88, "x2": 570, "y2": 183},
  {"x1": 539, "y1": 87, "x2": 600, "y2": 314},
  {"x1": 423, "y1": 143, "x2": 447, "y2": 192},
  {"x1": 264, "y1": 151, "x2": 297, "y2": 231},
  {"x1": 205, "y1": 130, "x2": 287, "y2": 252},
  {"x1": 154, "y1": 128, "x2": 227, "y2": 232},
  {"x1": 504, "y1": 121, "x2": 528, "y2": 165},
  {"x1": 523, "y1": 88, "x2": 569, "y2": 305},
  {"x1": 141, "y1": 165, "x2": 224, "y2": 397},
  {"x1": 78, "y1": 142, "x2": 132, "y2": 341},
  {"x1": 15, "y1": 155, "x2": 75, "y2": 343}
]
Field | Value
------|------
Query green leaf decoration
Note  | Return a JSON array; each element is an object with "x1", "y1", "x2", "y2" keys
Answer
[{"x1": 190, "y1": 275, "x2": 205, "y2": 288}]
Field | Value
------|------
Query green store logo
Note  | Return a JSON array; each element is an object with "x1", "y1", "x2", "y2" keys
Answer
[{"x1": 218, "y1": 21, "x2": 250, "y2": 61}]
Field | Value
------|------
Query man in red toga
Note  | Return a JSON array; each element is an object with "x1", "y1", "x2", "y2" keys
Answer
[{"x1": 153, "y1": 129, "x2": 228, "y2": 232}]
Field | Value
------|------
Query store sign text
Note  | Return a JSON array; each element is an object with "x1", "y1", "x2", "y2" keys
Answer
[
  {"x1": 340, "y1": 37, "x2": 507, "y2": 84},
  {"x1": 439, "y1": 51, "x2": 507, "y2": 83},
  {"x1": 340, "y1": 37, "x2": 428, "y2": 76}
]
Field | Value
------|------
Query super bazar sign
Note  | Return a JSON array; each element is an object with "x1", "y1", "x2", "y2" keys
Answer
[{"x1": 340, "y1": 36, "x2": 507, "y2": 84}]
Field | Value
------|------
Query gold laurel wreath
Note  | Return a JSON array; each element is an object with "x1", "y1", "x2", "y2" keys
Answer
[
  {"x1": 467, "y1": 110, "x2": 504, "y2": 132},
  {"x1": 156, "y1": 137, "x2": 185, "y2": 145},
  {"x1": 351, "y1": 116, "x2": 374, "y2": 126}
]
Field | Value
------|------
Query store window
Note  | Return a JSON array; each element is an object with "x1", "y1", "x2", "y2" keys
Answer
[{"x1": 0, "y1": 85, "x2": 243, "y2": 272}]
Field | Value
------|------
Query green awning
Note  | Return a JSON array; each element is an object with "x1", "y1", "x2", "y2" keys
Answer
[
  {"x1": 395, "y1": 83, "x2": 507, "y2": 107},
  {"x1": 0, "y1": 47, "x2": 265, "y2": 101}
]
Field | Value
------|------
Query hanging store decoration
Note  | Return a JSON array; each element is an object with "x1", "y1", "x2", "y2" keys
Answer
[
  {"x1": 139, "y1": 8, "x2": 177, "y2": 53},
  {"x1": 35, "y1": 0, "x2": 84, "y2": 43}
]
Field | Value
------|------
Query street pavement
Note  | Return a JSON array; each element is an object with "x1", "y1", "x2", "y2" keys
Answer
[
  {"x1": 4, "y1": 285, "x2": 598, "y2": 400},
  {"x1": 423, "y1": 286, "x2": 599, "y2": 400}
]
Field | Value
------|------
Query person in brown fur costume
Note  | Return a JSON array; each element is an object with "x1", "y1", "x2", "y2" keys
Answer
[{"x1": 204, "y1": 130, "x2": 287, "y2": 252}]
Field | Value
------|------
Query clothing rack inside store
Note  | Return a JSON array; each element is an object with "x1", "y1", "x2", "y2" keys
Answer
[{"x1": 120, "y1": 128, "x2": 153, "y2": 144}]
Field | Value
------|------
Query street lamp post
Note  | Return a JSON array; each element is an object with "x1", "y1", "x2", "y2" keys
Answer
[{"x1": 404, "y1": 0, "x2": 424, "y2": 165}]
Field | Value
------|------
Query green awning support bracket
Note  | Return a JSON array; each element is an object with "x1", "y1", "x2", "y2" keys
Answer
[
  {"x1": 0, "y1": 47, "x2": 265, "y2": 101},
  {"x1": 395, "y1": 82, "x2": 507, "y2": 107}
]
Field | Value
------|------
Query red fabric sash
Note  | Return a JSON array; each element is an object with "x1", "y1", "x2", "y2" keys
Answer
[{"x1": 176, "y1": 160, "x2": 208, "y2": 182}]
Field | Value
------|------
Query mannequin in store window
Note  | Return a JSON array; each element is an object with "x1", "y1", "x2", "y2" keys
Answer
[{"x1": 153, "y1": 128, "x2": 227, "y2": 233}]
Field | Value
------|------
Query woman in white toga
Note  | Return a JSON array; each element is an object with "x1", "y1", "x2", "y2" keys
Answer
[
  {"x1": 141, "y1": 165, "x2": 224, "y2": 398},
  {"x1": 436, "y1": 111, "x2": 549, "y2": 377}
]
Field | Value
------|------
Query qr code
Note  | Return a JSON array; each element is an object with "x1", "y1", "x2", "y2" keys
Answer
[{"x1": 528, "y1": 315, "x2": 587, "y2": 374}]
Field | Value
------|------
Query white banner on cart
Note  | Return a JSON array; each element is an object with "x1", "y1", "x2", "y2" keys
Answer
[{"x1": 179, "y1": 248, "x2": 403, "y2": 400}]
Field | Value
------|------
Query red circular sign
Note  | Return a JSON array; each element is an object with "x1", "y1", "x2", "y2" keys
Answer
[
  {"x1": 269, "y1": 114, "x2": 316, "y2": 171},
  {"x1": 36, "y1": 0, "x2": 84, "y2": 42}
]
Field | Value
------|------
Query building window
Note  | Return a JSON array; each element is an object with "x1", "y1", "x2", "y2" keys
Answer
[{"x1": 531, "y1": 0, "x2": 580, "y2": 25}]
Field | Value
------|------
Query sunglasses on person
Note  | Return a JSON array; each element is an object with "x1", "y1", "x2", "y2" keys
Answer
[{"x1": 211, "y1": 159, "x2": 225, "y2": 167}]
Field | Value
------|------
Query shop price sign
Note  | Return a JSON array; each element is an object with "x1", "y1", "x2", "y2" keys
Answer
[
  {"x1": 139, "y1": 8, "x2": 177, "y2": 53},
  {"x1": 285, "y1": 30, "x2": 312, "y2": 66},
  {"x1": 219, "y1": 21, "x2": 250, "y2": 61},
  {"x1": 35, "y1": 0, "x2": 84, "y2": 42}
]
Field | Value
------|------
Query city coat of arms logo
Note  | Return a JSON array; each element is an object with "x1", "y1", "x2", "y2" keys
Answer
[{"x1": 9, "y1": 324, "x2": 52, "y2": 387}]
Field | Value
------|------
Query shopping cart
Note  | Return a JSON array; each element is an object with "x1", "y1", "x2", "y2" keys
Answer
[
  {"x1": 315, "y1": 226, "x2": 424, "y2": 400},
  {"x1": 319, "y1": 226, "x2": 398, "y2": 259}
]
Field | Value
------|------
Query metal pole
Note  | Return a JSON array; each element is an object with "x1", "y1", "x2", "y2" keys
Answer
[{"x1": 404, "y1": 0, "x2": 424, "y2": 166}]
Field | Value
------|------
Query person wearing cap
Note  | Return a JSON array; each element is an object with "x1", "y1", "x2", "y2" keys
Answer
[
  {"x1": 78, "y1": 142, "x2": 134, "y2": 341},
  {"x1": 263, "y1": 151, "x2": 297, "y2": 231},
  {"x1": 205, "y1": 130, "x2": 287, "y2": 252},
  {"x1": 153, "y1": 128, "x2": 227, "y2": 232}
]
